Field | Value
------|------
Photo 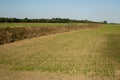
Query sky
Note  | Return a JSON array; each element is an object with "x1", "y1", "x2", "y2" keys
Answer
[{"x1": 0, "y1": 0, "x2": 120, "y2": 23}]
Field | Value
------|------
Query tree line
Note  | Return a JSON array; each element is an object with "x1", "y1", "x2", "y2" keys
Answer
[{"x1": 0, "y1": 17, "x2": 107, "y2": 23}]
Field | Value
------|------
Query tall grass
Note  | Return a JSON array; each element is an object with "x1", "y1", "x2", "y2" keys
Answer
[
  {"x1": 0, "y1": 23, "x2": 80, "y2": 27},
  {"x1": 0, "y1": 23, "x2": 100, "y2": 45}
]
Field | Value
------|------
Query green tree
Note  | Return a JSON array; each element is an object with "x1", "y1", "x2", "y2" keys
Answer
[
  {"x1": 103, "y1": 21, "x2": 107, "y2": 24},
  {"x1": 23, "y1": 17, "x2": 28, "y2": 22},
  {"x1": 0, "y1": 17, "x2": 4, "y2": 22}
]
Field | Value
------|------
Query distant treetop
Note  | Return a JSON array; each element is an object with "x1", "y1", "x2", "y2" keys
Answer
[{"x1": 0, "y1": 17, "x2": 106, "y2": 24}]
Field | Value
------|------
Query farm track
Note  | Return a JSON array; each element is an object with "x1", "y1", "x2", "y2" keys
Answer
[{"x1": 0, "y1": 25, "x2": 120, "y2": 80}]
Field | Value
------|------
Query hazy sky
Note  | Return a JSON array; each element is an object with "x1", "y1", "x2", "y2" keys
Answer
[{"x1": 0, "y1": 0, "x2": 120, "y2": 23}]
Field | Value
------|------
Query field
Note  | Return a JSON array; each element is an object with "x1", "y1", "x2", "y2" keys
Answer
[{"x1": 0, "y1": 24, "x2": 120, "y2": 80}]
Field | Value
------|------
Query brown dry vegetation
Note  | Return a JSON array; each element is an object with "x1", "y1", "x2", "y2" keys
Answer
[{"x1": 0, "y1": 23, "x2": 100, "y2": 45}]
